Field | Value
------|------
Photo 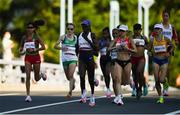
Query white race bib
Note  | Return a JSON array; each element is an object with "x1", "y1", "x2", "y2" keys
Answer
[
  {"x1": 110, "y1": 49, "x2": 117, "y2": 59},
  {"x1": 63, "y1": 46, "x2": 76, "y2": 55},
  {"x1": 100, "y1": 47, "x2": 107, "y2": 56},
  {"x1": 116, "y1": 41, "x2": 125, "y2": 46},
  {"x1": 154, "y1": 45, "x2": 166, "y2": 53},
  {"x1": 24, "y1": 42, "x2": 35, "y2": 49}
]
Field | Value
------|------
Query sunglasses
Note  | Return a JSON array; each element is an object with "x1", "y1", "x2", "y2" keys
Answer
[
  {"x1": 119, "y1": 30, "x2": 126, "y2": 32},
  {"x1": 27, "y1": 26, "x2": 35, "y2": 29},
  {"x1": 154, "y1": 28, "x2": 161, "y2": 30},
  {"x1": 113, "y1": 32, "x2": 118, "y2": 35},
  {"x1": 67, "y1": 28, "x2": 74, "y2": 31}
]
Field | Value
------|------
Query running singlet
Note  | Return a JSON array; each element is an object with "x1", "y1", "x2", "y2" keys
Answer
[
  {"x1": 116, "y1": 37, "x2": 131, "y2": 50},
  {"x1": 78, "y1": 32, "x2": 95, "y2": 62},
  {"x1": 133, "y1": 36, "x2": 145, "y2": 46},
  {"x1": 161, "y1": 23, "x2": 173, "y2": 41},
  {"x1": 78, "y1": 32, "x2": 93, "y2": 50},
  {"x1": 99, "y1": 39, "x2": 109, "y2": 56},
  {"x1": 153, "y1": 36, "x2": 167, "y2": 53},
  {"x1": 23, "y1": 34, "x2": 39, "y2": 55},
  {"x1": 61, "y1": 35, "x2": 78, "y2": 62}
]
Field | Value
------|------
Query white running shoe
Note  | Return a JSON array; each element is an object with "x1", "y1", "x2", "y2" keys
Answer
[
  {"x1": 25, "y1": 96, "x2": 32, "y2": 102},
  {"x1": 112, "y1": 96, "x2": 119, "y2": 104},
  {"x1": 40, "y1": 72, "x2": 47, "y2": 81},
  {"x1": 89, "y1": 96, "x2": 95, "y2": 107},
  {"x1": 106, "y1": 89, "x2": 112, "y2": 98},
  {"x1": 80, "y1": 90, "x2": 87, "y2": 103},
  {"x1": 116, "y1": 96, "x2": 124, "y2": 106},
  {"x1": 131, "y1": 88, "x2": 136, "y2": 97},
  {"x1": 163, "y1": 90, "x2": 169, "y2": 96}
]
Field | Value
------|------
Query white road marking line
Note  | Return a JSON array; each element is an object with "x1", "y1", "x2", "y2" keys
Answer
[
  {"x1": 165, "y1": 110, "x2": 180, "y2": 115},
  {"x1": 0, "y1": 96, "x2": 106, "y2": 114},
  {"x1": 0, "y1": 91, "x2": 156, "y2": 114},
  {"x1": 0, "y1": 93, "x2": 21, "y2": 96}
]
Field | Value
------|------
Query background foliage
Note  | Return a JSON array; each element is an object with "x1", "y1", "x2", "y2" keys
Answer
[{"x1": 0, "y1": 0, "x2": 179, "y2": 86}]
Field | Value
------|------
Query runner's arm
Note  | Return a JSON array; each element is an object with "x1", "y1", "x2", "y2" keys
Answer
[
  {"x1": 36, "y1": 36, "x2": 46, "y2": 52},
  {"x1": 54, "y1": 35, "x2": 65, "y2": 50},
  {"x1": 172, "y1": 26, "x2": 179, "y2": 46}
]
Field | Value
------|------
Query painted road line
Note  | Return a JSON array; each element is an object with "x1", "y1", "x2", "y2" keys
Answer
[
  {"x1": 0, "y1": 96, "x2": 106, "y2": 114},
  {"x1": 0, "y1": 91, "x2": 156, "y2": 114},
  {"x1": 0, "y1": 93, "x2": 21, "y2": 96},
  {"x1": 165, "y1": 110, "x2": 180, "y2": 115}
]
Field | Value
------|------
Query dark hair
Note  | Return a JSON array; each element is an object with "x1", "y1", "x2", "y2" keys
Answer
[
  {"x1": 102, "y1": 27, "x2": 111, "y2": 40},
  {"x1": 102, "y1": 27, "x2": 109, "y2": 32},
  {"x1": 133, "y1": 23, "x2": 142, "y2": 30},
  {"x1": 116, "y1": 25, "x2": 121, "y2": 29},
  {"x1": 162, "y1": 9, "x2": 170, "y2": 17},
  {"x1": 27, "y1": 19, "x2": 45, "y2": 29},
  {"x1": 66, "y1": 23, "x2": 75, "y2": 28}
]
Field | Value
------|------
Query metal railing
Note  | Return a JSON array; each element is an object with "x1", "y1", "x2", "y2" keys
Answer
[{"x1": 0, "y1": 59, "x2": 106, "y2": 91}]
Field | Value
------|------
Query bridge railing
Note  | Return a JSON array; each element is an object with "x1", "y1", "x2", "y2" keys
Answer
[{"x1": 0, "y1": 59, "x2": 106, "y2": 91}]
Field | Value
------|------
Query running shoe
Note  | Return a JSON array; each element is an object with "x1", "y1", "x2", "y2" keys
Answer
[
  {"x1": 40, "y1": 72, "x2": 47, "y2": 81},
  {"x1": 131, "y1": 88, "x2": 136, "y2": 97},
  {"x1": 156, "y1": 97, "x2": 164, "y2": 104},
  {"x1": 89, "y1": 96, "x2": 95, "y2": 107},
  {"x1": 25, "y1": 96, "x2": 32, "y2": 102},
  {"x1": 80, "y1": 90, "x2": 87, "y2": 103},
  {"x1": 136, "y1": 89, "x2": 142, "y2": 100},
  {"x1": 112, "y1": 96, "x2": 119, "y2": 104},
  {"x1": 80, "y1": 97, "x2": 87, "y2": 103},
  {"x1": 116, "y1": 95, "x2": 124, "y2": 105},
  {"x1": 105, "y1": 89, "x2": 112, "y2": 98},
  {"x1": 143, "y1": 84, "x2": 148, "y2": 96},
  {"x1": 163, "y1": 90, "x2": 169, "y2": 96},
  {"x1": 94, "y1": 78, "x2": 99, "y2": 87},
  {"x1": 163, "y1": 79, "x2": 169, "y2": 96},
  {"x1": 66, "y1": 92, "x2": 72, "y2": 98}
]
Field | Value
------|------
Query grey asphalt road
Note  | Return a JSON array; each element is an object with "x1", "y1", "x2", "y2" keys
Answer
[{"x1": 0, "y1": 90, "x2": 180, "y2": 114}]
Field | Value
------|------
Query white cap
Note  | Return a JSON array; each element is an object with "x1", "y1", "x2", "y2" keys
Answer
[
  {"x1": 118, "y1": 24, "x2": 128, "y2": 31},
  {"x1": 154, "y1": 24, "x2": 163, "y2": 29}
]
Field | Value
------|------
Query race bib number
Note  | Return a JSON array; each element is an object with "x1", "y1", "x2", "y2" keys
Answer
[
  {"x1": 154, "y1": 45, "x2": 166, "y2": 53},
  {"x1": 100, "y1": 47, "x2": 107, "y2": 55},
  {"x1": 24, "y1": 42, "x2": 35, "y2": 49},
  {"x1": 110, "y1": 49, "x2": 117, "y2": 59},
  {"x1": 116, "y1": 41, "x2": 126, "y2": 47},
  {"x1": 63, "y1": 46, "x2": 76, "y2": 55}
]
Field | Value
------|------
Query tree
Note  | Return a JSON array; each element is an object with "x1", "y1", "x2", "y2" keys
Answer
[{"x1": 0, "y1": 0, "x2": 179, "y2": 86}]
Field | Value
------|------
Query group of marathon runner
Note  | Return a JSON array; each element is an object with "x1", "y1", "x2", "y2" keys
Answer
[{"x1": 19, "y1": 9, "x2": 179, "y2": 107}]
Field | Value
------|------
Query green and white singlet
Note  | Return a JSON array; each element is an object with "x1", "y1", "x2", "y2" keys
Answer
[{"x1": 61, "y1": 35, "x2": 78, "y2": 62}]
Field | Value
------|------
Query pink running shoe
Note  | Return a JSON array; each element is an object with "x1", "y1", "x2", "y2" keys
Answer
[
  {"x1": 80, "y1": 97, "x2": 87, "y2": 103},
  {"x1": 106, "y1": 89, "x2": 112, "y2": 98},
  {"x1": 80, "y1": 90, "x2": 87, "y2": 103}
]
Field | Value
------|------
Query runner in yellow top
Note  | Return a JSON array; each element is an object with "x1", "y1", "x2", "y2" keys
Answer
[
  {"x1": 160, "y1": 9, "x2": 179, "y2": 96},
  {"x1": 148, "y1": 24, "x2": 174, "y2": 104}
]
